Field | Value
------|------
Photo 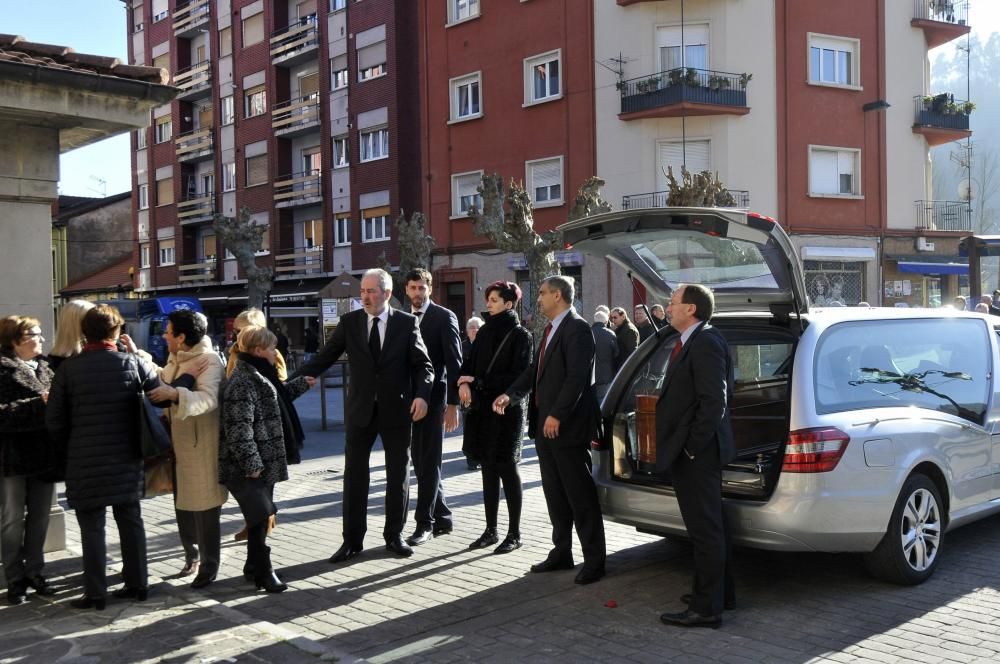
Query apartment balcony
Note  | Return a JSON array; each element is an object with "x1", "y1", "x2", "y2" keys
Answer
[
  {"x1": 178, "y1": 259, "x2": 216, "y2": 283},
  {"x1": 172, "y1": 0, "x2": 210, "y2": 38},
  {"x1": 274, "y1": 171, "x2": 322, "y2": 208},
  {"x1": 915, "y1": 200, "x2": 972, "y2": 232},
  {"x1": 619, "y1": 68, "x2": 750, "y2": 120},
  {"x1": 272, "y1": 95, "x2": 321, "y2": 138},
  {"x1": 275, "y1": 246, "x2": 324, "y2": 276},
  {"x1": 912, "y1": 94, "x2": 972, "y2": 146},
  {"x1": 911, "y1": 0, "x2": 970, "y2": 49},
  {"x1": 270, "y1": 17, "x2": 319, "y2": 67},
  {"x1": 177, "y1": 193, "x2": 215, "y2": 225},
  {"x1": 174, "y1": 128, "x2": 214, "y2": 162},
  {"x1": 173, "y1": 62, "x2": 212, "y2": 101},
  {"x1": 622, "y1": 188, "x2": 750, "y2": 210}
]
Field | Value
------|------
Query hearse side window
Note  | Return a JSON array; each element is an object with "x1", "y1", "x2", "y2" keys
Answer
[
  {"x1": 814, "y1": 319, "x2": 990, "y2": 425},
  {"x1": 732, "y1": 344, "x2": 792, "y2": 383}
]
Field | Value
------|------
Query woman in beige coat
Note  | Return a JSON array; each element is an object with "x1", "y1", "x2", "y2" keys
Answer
[{"x1": 144, "y1": 310, "x2": 227, "y2": 589}]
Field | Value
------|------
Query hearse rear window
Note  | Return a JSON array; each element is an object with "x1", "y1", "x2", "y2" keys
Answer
[{"x1": 813, "y1": 318, "x2": 990, "y2": 424}]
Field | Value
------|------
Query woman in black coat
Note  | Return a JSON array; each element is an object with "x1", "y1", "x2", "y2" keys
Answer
[
  {"x1": 46, "y1": 305, "x2": 160, "y2": 610},
  {"x1": 0, "y1": 316, "x2": 56, "y2": 606},
  {"x1": 457, "y1": 281, "x2": 532, "y2": 554}
]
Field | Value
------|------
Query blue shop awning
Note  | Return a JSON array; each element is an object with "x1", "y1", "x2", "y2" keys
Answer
[{"x1": 897, "y1": 261, "x2": 968, "y2": 275}]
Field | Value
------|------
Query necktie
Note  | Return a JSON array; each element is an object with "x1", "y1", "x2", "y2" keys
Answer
[
  {"x1": 369, "y1": 317, "x2": 381, "y2": 363},
  {"x1": 413, "y1": 310, "x2": 423, "y2": 323},
  {"x1": 670, "y1": 340, "x2": 683, "y2": 363},
  {"x1": 534, "y1": 322, "x2": 553, "y2": 405}
]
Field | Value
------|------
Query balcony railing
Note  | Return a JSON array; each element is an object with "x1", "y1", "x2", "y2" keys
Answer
[
  {"x1": 912, "y1": 0, "x2": 970, "y2": 48},
  {"x1": 173, "y1": 61, "x2": 212, "y2": 99},
  {"x1": 177, "y1": 193, "x2": 215, "y2": 223},
  {"x1": 172, "y1": 0, "x2": 210, "y2": 37},
  {"x1": 620, "y1": 67, "x2": 750, "y2": 119},
  {"x1": 912, "y1": 94, "x2": 972, "y2": 146},
  {"x1": 622, "y1": 188, "x2": 750, "y2": 210},
  {"x1": 275, "y1": 245, "x2": 324, "y2": 275},
  {"x1": 915, "y1": 200, "x2": 972, "y2": 232},
  {"x1": 178, "y1": 259, "x2": 216, "y2": 282},
  {"x1": 274, "y1": 171, "x2": 322, "y2": 207},
  {"x1": 174, "y1": 128, "x2": 214, "y2": 161},
  {"x1": 270, "y1": 16, "x2": 319, "y2": 64},
  {"x1": 271, "y1": 95, "x2": 321, "y2": 136}
]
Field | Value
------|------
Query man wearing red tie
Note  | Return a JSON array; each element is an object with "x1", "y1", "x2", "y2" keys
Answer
[{"x1": 493, "y1": 275, "x2": 606, "y2": 585}]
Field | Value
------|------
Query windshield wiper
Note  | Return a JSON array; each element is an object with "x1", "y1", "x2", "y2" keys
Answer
[{"x1": 849, "y1": 368, "x2": 977, "y2": 421}]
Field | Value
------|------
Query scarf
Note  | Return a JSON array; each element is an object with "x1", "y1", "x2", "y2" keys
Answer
[
  {"x1": 237, "y1": 352, "x2": 305, "y2": 464},
  {"x1": 83, "y1": 341, "x2": 118, "y2": 352}
]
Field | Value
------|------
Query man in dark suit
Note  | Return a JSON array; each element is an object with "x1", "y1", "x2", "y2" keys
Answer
[
  {"x1": 295, "y1": 268, "x2": 434, "y2": 562},
  {"x1": 655, "y1": 284, "x2": 735, "y2": 629},
  {"x1": 402, "y1": 269, "x2": 463, "y2": 546},
  {"x1": 493, "y1": 275, "x2": 606, "y2": 585}
]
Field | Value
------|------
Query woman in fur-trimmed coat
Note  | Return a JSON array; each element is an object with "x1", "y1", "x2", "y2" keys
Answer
[{"x1": 220, "y1": 326, "x2": 311, "y2": 593}]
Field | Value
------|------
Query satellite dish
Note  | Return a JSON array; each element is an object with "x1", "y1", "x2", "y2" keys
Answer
[{"x1": 958, "y1": 179, "x2": 976, "y2": 201}]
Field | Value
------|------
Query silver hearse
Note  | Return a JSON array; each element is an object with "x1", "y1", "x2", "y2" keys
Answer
[{"x1": 561, "y1": 207, "x2": 1000, "y2": 584}]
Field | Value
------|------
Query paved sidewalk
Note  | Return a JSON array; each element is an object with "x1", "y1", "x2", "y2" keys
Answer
[{"x1": 4, "y1": 388, "x2": 1000, "y2": 663}]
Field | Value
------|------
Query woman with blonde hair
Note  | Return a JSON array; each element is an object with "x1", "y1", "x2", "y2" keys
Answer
[
  {"x1": 48, "y1": 300, "x2": 95, "y2": 372},
  {"x1": 220, "y1": 325, "x2": 312, "y2": 592},
  {"x1": 227, "y1": 309, "x2": 287, "y2": 380}
]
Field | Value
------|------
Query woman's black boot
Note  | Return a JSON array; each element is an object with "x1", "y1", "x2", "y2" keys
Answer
[{"x1": 255, "y1": 570, "x2": 287, "y2": 593}]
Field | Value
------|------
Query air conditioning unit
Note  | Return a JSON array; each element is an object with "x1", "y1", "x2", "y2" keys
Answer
[{"x1": 916, "y1": 237, "x2": 936, "y2": 252}]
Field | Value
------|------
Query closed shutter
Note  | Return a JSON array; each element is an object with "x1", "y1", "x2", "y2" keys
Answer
[
  {"x1": 358, "y1": 42, "x2": 386, "y2": 69},
  {"x1": 656, "y1": 140, "x2": 710, "y2": 191},
  {"x1": 331, "y1": 54, "x2": 347, "y2": 72},
  {"x1": 152, "y1": 53, "x2": 170, "y2": 75},
  {"x1": 296, "y1": 0, "x2": 317, "y2": 17},
  {"x1": 198, "y1": 106, "x2": 213, "y2": 127},
  {"x1": 202, "y1": 234, "x2": 216, "y2": 260},
  {"x1": 300, "y1": 71, "x2": 320, "y2": 97},
  {"x1": 156, "y1": 177, "x2": 173, "y2": 205},
  {"x1": 243, "y1": 13, "x2": 264, "y2": 47},
  {"x1": 219, "y1": 27, "x2": 232, "y2": 57},
  {"x1": 809, "y1": 149, "x2": 838, "y2": 195},
  {"x1": 151, "y1": 0, "x2": 167, "y2": 18},
  {"x1": 246, "y1": 154, "x2": 268, "y2": 186}
]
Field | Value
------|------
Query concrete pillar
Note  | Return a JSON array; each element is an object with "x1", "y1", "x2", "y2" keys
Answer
[{"x1": 0, "y1": 120, "x2": 65, "y2": 552}]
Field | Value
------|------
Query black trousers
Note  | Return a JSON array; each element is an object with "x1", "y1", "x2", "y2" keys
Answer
[
  {"x1": 176, "y1": 506, "x2": 222, "y2": 574},
  {"x1": 343, "y1": 404, "x2": 411, "y2": 547},
  {"x1": 410, "y1": 402, "x2": 452, "y2": 529},
  {"x1": 535, "y1": 441, "x2": 606, "y2": 569},
  {"x1": 75, "y1": 501, "x2": 147, "y2": 598},
  {"x1": 672, "y1": 442, "x2": 734, "y2": 617}
]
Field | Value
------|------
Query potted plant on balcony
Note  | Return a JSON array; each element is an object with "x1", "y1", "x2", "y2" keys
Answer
[
  {"x1": 668, "y1": 68, "x2": 684, "y2": 87},
  {"x1": 739, "y1": 72, "x2": 753, "y2": 89},
  {"x1": 962, "y1": 101, "x2": 976, "y2": 115},
  {"x1": 684, "y1": 67, "x2": 699, "y2": 87}
]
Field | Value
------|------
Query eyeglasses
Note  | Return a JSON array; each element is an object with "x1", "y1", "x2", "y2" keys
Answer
[{"x1": 23, "y1": 332, "x2": 44, "y2": 339}]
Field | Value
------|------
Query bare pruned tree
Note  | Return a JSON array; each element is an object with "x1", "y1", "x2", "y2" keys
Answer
[
  {"x1": 375, "y1": 210, "x2": 434, "y2": 295},
  {"x1": 213, "y1": 207, "x2": 273, "y2": 310}
]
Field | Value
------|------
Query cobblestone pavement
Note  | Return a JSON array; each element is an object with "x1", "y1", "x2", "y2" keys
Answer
[{"x1": 3, "y1": 388, "x2": 1000, "y2": 663}]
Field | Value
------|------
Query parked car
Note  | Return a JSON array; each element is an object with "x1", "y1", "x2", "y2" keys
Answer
[{"x1": 560, "y1": 206, "x2": 1000, "y2": 585}]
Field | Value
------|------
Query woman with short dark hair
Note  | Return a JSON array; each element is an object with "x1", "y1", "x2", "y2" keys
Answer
[
  {"x1": 46, "y1": 304, "x2": 160, "y2": 610},
  {"x1": 0, "y1": 316, "x2": 56, "y2": 605},
  {"x1": 457, "y1": 281, "x2": 532, "y2": 553}
]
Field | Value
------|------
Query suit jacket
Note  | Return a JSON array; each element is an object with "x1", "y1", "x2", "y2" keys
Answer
[
  {"x1": 413, "y1": 301, "x2": 463, "y2": 408},
  {"x1": 654, "y1": 322, "x2": 735, "y2": 472},
  {"x1": 295, "y1": 308, "x2": 434, "y2": 428},
  {"x1": 507, "y1": 309, "x2": 599, "y2": 449}
]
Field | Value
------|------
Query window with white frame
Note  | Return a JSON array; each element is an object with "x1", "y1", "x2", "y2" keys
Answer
[
  {"x1": 140, "y1": 244, "x2": 151, "y2": 269},
  {"x1": 331, "y1": 0, "x2": 346, "y2": 11},
  {"x1": 138, "y1": 184, "x2": 149, "y2": 210},
  {"x1": 333, "y1": 135, "x2": 349, "y2": 167},
  {"x1": 361, "y1": 208, "x2": 390, "y2": 242},
  {"x1": 808, "y1": 34, "x2": 860, "y2": 87},
  {"x1": 136, "y1": 128, "x2": 147, "y2": 150},
  {"x1": 220, "y1": 95, "x2": 234, "y2": 125},
  {"x1": 303, "y1": 219, "x2": 323, "y2": 250},
  {"x1": 245, "y1": 85, "x2": 267, "y2": 118},
  {"x1": 450, "y1": 72, "x2": 481, "y2": 121},
  {"x1": 133, "y1": 3, "x2": 144, "y2": 32},
  {"x1": 448, "y1": 0, "x2": 479, "y2": 24},
  {"x1": 222, "y1": 161, "x2": 237, "y2": 191},
  {"x1": 334, "y1": 214, "x2": 351, "y2": 245},
  {"x1": 656, "y1": 25, "x2": 709, "y2": 73},
  {"x1": 158, "y1": 238, "x2": 175, "y2": 266},
  {"x1": 526, "y1": 156, "x2": 563, "y2": 207},
  {"x1": 360, "y1": 127, "x2": 389, "y2": 162},
  {"x1": 255, "y1": 226, "x2": 270, "y2": 255},
  {"x1": 524, "y1": 50, "x2": 561, "y2": 104},
  {"x1": 154, "y1": 116, "x2": 172, "y2": 143},
  {"x1": 359, "y1": 62, "x2": 386, "y2": 82},
  {"x1": 331, "y1": 55, "x2": 348, "y2": 89},
  {"x1": 809, "y1": 146, "x2": 861, "y2": 196},
  {"x1": 152, "y1": 0, "x2": 168, "y2": 22},
  {"x1": 451, "y1": 171, "x2": 483, "y2": 217},
  {"x1": 357, "y1": 39, "x2": 387, "y2": 82}
]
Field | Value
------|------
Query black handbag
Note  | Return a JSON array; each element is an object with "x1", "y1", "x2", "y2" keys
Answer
[
  {"x1": 131, "y1": 356, "x2": 172, "y2": 458},
  {"x1": 468, "y1": 327, "x2": 516, "y2": 412}
]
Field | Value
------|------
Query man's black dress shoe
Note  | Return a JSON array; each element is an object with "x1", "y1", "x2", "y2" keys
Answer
[
  {"x1": 112, "y1": 586, "x2": 148, "y2": 601},
  {"x1": 26, "y1": 575, "x2": 56, "y2": 596},
  {"x1": 530, "y1": 557, "x2": 575, "y2": 573},
  {"x1": 7, "y1": 582, "x2": 28, "y2": 606},
  {"x1": 660, "y1": 609, "x2": 722, "y2": 629},
  {"x1": 468, "y1": 528, "x2": 499, "y2": 549},
  {"x1": 432, "y1": 522, "x2": 453, "y2": 536},
  {"x1": 574, "y1": 566, "x2": 605, "y2": 585},
  {"x1": 329, "y1": 543, "x2": 363, "y2": 563},
  {"x1": 681, "y1": 593, "x2": 735, "y2": 611},
  {"x1": 191, "y1": 572, "x2": 217, "y2": 589},
  {"x1": 385, "y1": 536, "x2": 414, "y2": 557},
  {"x1": 70, "y1": 595, "x2": 106, "y2": 611},
  {"x1": 406, "y1": 526, "x2": 433, "y2": 546},
  {"x1": 493, "y1": 534, "x2": 521, "y2": 554}
]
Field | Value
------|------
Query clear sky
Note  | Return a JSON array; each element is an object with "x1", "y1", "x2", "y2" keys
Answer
[{"x1": 4, "y1": 0, "x2": 997, "y2": 198}]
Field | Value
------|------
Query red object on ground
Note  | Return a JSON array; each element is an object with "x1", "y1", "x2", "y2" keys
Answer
[{"x1": 605, "y1": 600, "x2": 618, "y2": 608}]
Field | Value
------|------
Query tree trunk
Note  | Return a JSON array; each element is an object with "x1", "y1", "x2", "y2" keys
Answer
[{"x1": 212, "y1": 207, "x2": 273, "y2": 310}]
